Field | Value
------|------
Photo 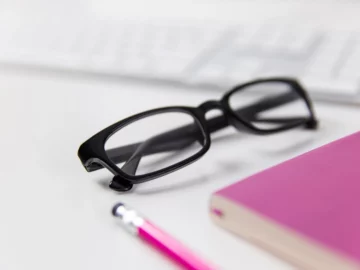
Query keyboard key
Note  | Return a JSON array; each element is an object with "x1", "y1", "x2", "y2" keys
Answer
[
  {"x1": 259, "y1": 59, "x2": 304, "y2": 78},
  {"x1": 191, "y1": 64, "x2": 228, "y2": 85},
  {"x1": 226, "y1": 58, "x2": 262, "y2": 83},
  {"x1": 262, "y1": 25, "x2": 288, "y2": 50},
  {"x1": 306, "y1": 33, "x2": 351, "y2": 76},
  {"x1": 150, "y1": 57, "x2": 191, "y2": 79},
  {"x1": 232, "y1": 25, "x2": 261, "y2": 48},
  {"x1": 338, "y1": 41, "x2": 360, "y2": 79},
  {"x1": 284, "y1": 29, "x2": 318, "y2": 54}
]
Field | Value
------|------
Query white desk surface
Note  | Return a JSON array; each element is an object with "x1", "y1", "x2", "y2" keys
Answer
[{"x1": 0, "y1": 66, "x2": 359, "y2": 270}]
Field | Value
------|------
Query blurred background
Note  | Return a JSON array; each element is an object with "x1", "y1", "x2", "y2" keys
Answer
[{"x1": 1, "y1": 0, "x2": 360, "y2": 104}]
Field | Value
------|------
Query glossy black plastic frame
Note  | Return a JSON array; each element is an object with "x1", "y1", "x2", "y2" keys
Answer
[{"x1": 78, "y1": 78, "x2": 318, "y2": 191}]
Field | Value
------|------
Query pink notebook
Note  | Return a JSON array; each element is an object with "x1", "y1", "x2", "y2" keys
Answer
[{"x1": 210, "y1": 132, "x2": 360, "y2": 270}]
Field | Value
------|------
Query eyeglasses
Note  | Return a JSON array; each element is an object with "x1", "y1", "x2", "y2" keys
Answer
[{"x1": 78, "y1": 78, "x2": 318, "y2": 192}]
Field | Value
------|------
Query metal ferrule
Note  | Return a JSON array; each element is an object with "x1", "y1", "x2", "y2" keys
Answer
[{"x1": 113, "y1": 204, "x2": 145, "y2": 235}]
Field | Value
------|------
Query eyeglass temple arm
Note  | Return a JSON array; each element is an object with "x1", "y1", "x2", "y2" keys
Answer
[
  {"x1": 120, "y1": 125, "x2": 202, "y2": 175},
  {"x1": 243, "y1": 93, "x2": 317, "y2": 127},
  {"x1": 100, "y1": 91, "x2": 305, "y2": 174}
]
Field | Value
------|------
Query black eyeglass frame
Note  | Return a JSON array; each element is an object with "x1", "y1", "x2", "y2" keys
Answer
[{"x1": 78, "y1": 78, "x2": 317, "y2": 191}]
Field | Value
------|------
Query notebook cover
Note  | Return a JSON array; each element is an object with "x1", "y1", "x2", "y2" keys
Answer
[{"x1": 210, "y1": 131, "x2": 360, "y2": 269}]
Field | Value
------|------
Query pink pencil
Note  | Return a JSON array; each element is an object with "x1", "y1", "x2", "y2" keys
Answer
[{"x1": 112, "y1": 202, "x2": 216, "y2": 270}]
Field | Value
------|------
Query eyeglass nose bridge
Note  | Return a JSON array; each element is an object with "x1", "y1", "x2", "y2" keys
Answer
[{"x1": 198, "y1": 100, "x2": 224, "y2": 113}]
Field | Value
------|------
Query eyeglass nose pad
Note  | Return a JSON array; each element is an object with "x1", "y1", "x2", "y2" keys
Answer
[{"x1": 109, "y1": 175, "x2": 133, "y2": 192}]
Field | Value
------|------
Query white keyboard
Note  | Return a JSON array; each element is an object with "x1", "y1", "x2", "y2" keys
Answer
[{"x1": 1, "y1": 16, "x2": 360, "y2": 103}]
